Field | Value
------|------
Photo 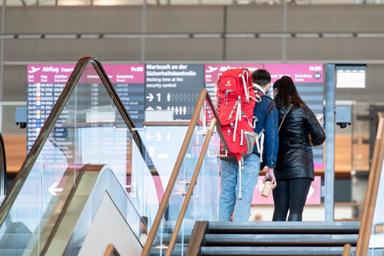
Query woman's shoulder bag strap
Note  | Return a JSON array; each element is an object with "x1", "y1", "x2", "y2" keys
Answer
[{"x1": 278, "y1": 104, "x2": 293, "y2": 132}]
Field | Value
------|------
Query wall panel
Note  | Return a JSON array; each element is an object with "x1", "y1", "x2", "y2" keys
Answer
[
  {"x1": 6, "y1": 6, "x2": 224, "y2": 34},
  {"x1": 287, "y1": 6, "x2": 384, "y2": 33},
  {"x1": 3, "y1": 66, "x2": 27, "y2": 101},
  {"x1": 4, "y1": 39, "x2": 142, "y2": 61},
  {"x1": 145, "y1": 38, "x2": 223, "y2": 60},
  {"x1": 287, "y1": 38, "x2": 384, "y2": 60},
  {"x1": 225, "y1": 38, "x2": 284, "y2": 60},
  {"x1": 146, "y1": 6, "x2": 224, "y2": 33},
  {"x1": 226, "y1": 6, "x2": 284, "y2": 33},
  {"x1": 6, "y1": 7, "x2": 144, "y2": 33},
  {"x1": 226, "y1": 5, "x2": 384, "y2": 33}
]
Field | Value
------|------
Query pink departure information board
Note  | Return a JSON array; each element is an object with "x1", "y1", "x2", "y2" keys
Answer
[{"x1": 27, "y1": 63, "x2": 145, "y2": 151}]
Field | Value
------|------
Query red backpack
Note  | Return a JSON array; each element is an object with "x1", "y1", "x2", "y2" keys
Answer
[{"x1": 217, "y1": 68, "x2": 262, "y2": 198}]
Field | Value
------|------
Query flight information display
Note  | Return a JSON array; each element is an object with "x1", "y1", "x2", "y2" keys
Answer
[
  {"x1": 145, "y1": 64, "x2": 204, "y2": 120},
  {"x1": 265, "y1": 64, "x2": 325, "y2": 171},
  {"x1": 27, "y1": 63, "x2": 145, "y2": 151},
  {"x1": 204, "y1": 63, "x2": 325, "y2": 171}
]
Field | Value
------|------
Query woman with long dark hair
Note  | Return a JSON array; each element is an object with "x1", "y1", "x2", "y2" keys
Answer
[{"x1": 272, "y1": 76, "x2": 325, "y2": 221}]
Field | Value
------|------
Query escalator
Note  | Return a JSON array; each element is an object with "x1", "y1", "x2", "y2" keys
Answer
[
  {"x1": 0, "y1": 55, "x2": 222, "y2": 256},
  {"x1": 0, "y1": 56, "x2": 163, "y2": 255}
]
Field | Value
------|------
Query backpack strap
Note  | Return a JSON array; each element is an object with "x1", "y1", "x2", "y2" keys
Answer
[
  {"x1": 233, "y1": 99, "x2": 242, "y2": 142},
  {"x1": 238, "y1": 159, "x2": 243, "y2": 199},
  {"x1": 240, "y1": 70, "x2": 250, "y2": 102}
]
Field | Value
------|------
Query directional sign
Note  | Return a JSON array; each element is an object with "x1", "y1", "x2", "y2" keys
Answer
[
  {"x1": 145, "y1": 64, "x2": 204, "y2": 120},
  {"x1": 146, "y1": 93, "x2": 154, "y2": 102},
  {"x1": 48, "y1": 182, "x2": 63, "y2": 196}
]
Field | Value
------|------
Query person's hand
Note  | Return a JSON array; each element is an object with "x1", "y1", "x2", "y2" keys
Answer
[{"x1": 265, "y1": 168, "x2": 277, "y2": 189}]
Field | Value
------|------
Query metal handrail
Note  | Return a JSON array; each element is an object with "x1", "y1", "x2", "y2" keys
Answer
[
  {"x1": 141, "y1": 89, "x2": 209, "y2": 255},
  {"x1": 166, "y1": 118, "x2": 216, "y2": 255},
  {"x1": 0, "y1": 132, "x2": 7, "y2": 199},
  {"x1": 342, "y1": 243, "x2": 351, "y2": 256},
  {"x1": 0, "y1": 56, "x2": 160, "y2": 225},
  {"x1": 104, "y1": 244, "x2": 121, "y2": 256},
  {"x1": 142, "y1": 88, "x2": 228, "y2": 255},
  {"x1": 352, "y1": 112, "x2": 384, "y2": 256},
  {"x1": 164, "y1": 92, "x2": 228, "y2": 255}
]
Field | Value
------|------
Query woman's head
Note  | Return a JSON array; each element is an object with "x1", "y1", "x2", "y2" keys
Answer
[
  {"x1": 273, "y1": 79, "x2": 280, "y2": 98},
  {"x1": 274, "y1": 76, "x2": 304, "y2": 107}
]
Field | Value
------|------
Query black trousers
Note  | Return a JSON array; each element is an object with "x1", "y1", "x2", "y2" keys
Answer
[{"x1": 272, "y1": 178, "x2": 312, "y2": 221}]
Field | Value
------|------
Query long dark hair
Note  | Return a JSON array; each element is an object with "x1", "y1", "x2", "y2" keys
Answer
[{"x1": 274, "y1": 76, "x2": 305, "y2": 108}]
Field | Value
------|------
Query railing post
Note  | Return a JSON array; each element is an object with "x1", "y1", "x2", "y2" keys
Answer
[
  {"x1": 166, "y1": 118, "x2": 216, "y2": 256},
  {"x1": 141, "y1": 89, "x2": 208, "y2": 256},
  {"x1": 325, "y1": 64, "x2": 336, "y2": 222},
  {"x1": 342, "y1": 243, "x2": 351, "y2": 256},
  {"x1": 356, "y1": 114, "x2": 384, "y2": 256}
]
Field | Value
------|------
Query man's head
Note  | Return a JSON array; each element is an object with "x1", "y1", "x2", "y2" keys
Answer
[{"x1": 252, "y1": 69, "x2": 271, "y2": 89}]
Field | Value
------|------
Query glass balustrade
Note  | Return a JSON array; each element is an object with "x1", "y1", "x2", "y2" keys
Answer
[
  {"x1": 0, "y1": 57, "x2": 160, "y2": 255},
  {"x1": 145, "y1": 92, "x2": 225, "y2": 256}
]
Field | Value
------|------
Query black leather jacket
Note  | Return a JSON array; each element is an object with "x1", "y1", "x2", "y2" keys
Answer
[{"x1": 275, "y1": 104, "x2": 326, "y2": 180}]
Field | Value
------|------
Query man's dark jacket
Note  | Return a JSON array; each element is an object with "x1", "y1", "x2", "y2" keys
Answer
[{"x1": 253, "y1": 94, "x2": 279, "y2": 168}]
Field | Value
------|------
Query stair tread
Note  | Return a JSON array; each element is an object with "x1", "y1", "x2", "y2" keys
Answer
[
  {"x1": 204, "y1": 234, "x2": 358, "y2": 245},
  {"x1": 200, "y1": 246, "x2": 355, "y2": 255},
  {"x1": 207, "y1": 221, "x2": 360, "y2": 234}
]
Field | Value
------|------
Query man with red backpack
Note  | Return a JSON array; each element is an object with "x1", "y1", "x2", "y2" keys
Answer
[{"x1": 219, "y1": 69, "x2": 279, "y2": 221}]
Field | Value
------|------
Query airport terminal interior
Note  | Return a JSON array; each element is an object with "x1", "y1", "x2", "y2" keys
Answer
[{"x1": 0, "y1": 0, "x2": 384, "y2": 255}]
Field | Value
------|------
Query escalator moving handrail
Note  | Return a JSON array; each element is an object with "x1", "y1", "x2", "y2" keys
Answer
[
  {"x1": 0, "y1": 132, "x2": 6, "y2": 198},
  {"x1": 0, "y1": 55, "x2": 159, "y2": 225}
]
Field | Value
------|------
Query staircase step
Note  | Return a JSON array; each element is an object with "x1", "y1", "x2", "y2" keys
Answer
[
  {"x1": 200, "y1": 246, "x2": 355, "y2": 256},
  {"x1": 204, "y1": 234, "x2": 358, "y2": 246},
  {"x1": 207, "y1": 221, "x2": 360, "y2": 234}
]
